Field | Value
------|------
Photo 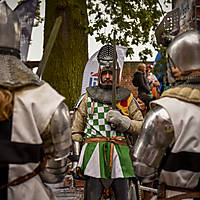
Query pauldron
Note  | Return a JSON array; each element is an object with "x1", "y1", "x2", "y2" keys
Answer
[
  {"x1": 133, "y1": 105, "x2": 174, "y2": 183},
  {"x1": 40, "y1": 102, "x2": 71, "y2": 183}
]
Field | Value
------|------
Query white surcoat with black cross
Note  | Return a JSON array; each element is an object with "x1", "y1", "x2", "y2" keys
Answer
[{"x1": 0, "y1": 83, "x2": 64, "y2": 200}]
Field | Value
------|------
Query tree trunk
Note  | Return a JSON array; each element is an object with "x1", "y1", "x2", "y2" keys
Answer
[{"x1": 43, "y1": 0, "x2": 88, "y2": 110}]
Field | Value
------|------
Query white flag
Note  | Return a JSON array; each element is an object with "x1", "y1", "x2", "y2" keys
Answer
[{"x1": 81, "y1": 45, "x2": 128, "y2": 95}]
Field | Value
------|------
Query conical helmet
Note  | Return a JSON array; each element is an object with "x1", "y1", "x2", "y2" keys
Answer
[
  {"x1": 97, "y1": 44, "x2": 120, "y2": 88},
  {"x1": 0, "y1": 1, "x2": 42, "y2": 88}
]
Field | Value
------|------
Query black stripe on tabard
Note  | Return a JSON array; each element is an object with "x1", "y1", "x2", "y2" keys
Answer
[
  {"x1": 0, "y1": 113, "x2": 12, "y2": 199},
  {"x1": 163, "y1": 151, "x2": 200, "y2": 172},
  {"x1": 0, "y1": 141, "x2": 44, "y2": 164},
  {"x1": 0, "y1": 115, "x2": 44, "y2": 164},
  {"x1": 0, "y1": 166, "x2": 8, "y2": 199},
  {"x1": 0, "y1": 116, "x2": 12, "y2": 140}
]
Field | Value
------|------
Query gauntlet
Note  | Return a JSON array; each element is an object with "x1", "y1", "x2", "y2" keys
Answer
[{"x1": 106, "y1": 110, "x2": 131, "y2": 133}]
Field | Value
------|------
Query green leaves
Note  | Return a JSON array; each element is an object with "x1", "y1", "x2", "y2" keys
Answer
[{"x1": 86, "y1": 0, "x2": 171, "y2": 61}]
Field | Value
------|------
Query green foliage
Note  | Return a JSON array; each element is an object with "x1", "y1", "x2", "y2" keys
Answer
[
  {"x1": 86, "y1": 0, "x2": 172, "y2": 61},
  {"x1": 34, "y1": 1, "x2": 44, "y2": 27},
  {"x1": 42, "y1": 0, "x2": 173, "y2": 109}
]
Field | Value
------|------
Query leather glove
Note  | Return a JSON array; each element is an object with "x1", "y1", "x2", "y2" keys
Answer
[
  {"x1": 106, "y1": 110, "x2": 131, "y2": 133},
  {"x1": 70, "y1": 161, "x2": 86, "y2": 180},
  {"x1": 70, "y1": 160, "x2": 79, "y2": 179},
  {"x1": 68, "y1": 153, "x2": 80, "y2": 179},
  {"x1": 68, "y1": 140, "x2": 86, "y2": 180}
]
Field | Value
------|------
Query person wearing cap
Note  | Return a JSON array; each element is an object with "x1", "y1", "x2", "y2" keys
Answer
[{"x1": 71, "y1": 44, "x2": 143, "y2": 199}]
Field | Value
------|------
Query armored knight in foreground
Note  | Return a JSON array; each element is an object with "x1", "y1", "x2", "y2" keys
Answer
[
  {"x1": 133, "y1": 30, "x2": 200, "y2": 199},
  {"x1": 71, "y1": 44, "x2": 143, "y2": 200},
  {"x1": 0, "y1": 2, "x2": 71, "y2": 200}
]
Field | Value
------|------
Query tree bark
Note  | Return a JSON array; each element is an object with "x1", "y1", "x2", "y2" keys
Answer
[{"x1": 43, "y1": 0, "x2": 88, "y2": 110}]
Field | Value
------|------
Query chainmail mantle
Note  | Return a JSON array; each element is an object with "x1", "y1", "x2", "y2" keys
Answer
[
  {"x1": 174, "y1": 75, "x2": 200, "y2": 89},
  {"x1": 0, "y1": 54, "x2": 43, "y2": 89},
  {"x1": 162, "y1": 76, "x2": 200, "y2": 104},
  {"x1": 86, "y1": 86, "x2": 131, "y2": 104}
]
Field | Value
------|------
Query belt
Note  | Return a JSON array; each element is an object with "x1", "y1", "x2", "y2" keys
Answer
[
  {"x1": 0, "y1": 155, "x2": 50, "y2": 190},
  {"x1": 84, "y1": 136, "x2": 128, "y2": 170}
]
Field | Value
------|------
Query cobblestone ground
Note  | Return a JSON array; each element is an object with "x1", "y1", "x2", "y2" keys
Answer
[
  {"x1": 49, "y1": 178, "x2": 138, "y2": 200},
  {"x1": 47, "y1": 176, "x2": 84, "y2": 200},
  {"x1": 53, "y1": 188, "x2": 84, "y2": 200}
]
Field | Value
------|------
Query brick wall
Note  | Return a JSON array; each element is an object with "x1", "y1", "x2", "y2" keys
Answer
[{"x1": 120, "y1": 61, "x2": 153, "y2": 98}]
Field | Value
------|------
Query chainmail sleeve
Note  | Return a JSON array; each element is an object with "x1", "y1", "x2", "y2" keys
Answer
[{"x1": 71, "y1": 93, "x2": 88, "y2": 135}]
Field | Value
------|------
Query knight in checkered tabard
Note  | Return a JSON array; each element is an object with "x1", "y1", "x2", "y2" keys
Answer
[{"x1": 71, "y1": 44, "x2": 144, "y2": 199}]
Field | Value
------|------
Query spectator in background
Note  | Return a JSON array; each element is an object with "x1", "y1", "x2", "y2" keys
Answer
[
  {"x1": 146, "y1": 64, "x2": 160, "y2": 100},
  {"x1": 132, "y1": 63, "x2": 152, "y2": 112}
]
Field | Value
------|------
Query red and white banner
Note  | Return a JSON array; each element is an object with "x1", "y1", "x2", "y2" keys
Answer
[{"x1": 81, "y1": 45, "x2": 128, "y2": 95}]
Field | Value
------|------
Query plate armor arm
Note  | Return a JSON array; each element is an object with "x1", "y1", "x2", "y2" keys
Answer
[
  {"x1": 70, "y1": 93, "x2": 87, "y2": 178},
  {"x1": 132, "y1": 105, "x2": 174, "y2": 183},
  {"x1": 71, "y1": 93, "x2": 87, "y2": 141},
  {"x1": 40, "y1": 102, "x2": 72, "y2": 183}
]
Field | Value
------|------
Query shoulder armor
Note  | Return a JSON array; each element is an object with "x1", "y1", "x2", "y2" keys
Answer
[
  {"x1": 50, "y1": 102, "x2": 72, "y2": 157},
  {"x1": 133, "y1": 105, "x2": 174, "y2": 182},
  {"x1": 40, "y1": 102, "x2": 72, "y2": 183}
]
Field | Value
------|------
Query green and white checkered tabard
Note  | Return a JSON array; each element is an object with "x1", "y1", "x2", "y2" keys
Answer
[
  {"x1": 79, "y1": 96, "x2": 134, "y2": 179},
  {"x1": 84, "y1": 96, "x2": 122, "y2": 138}
]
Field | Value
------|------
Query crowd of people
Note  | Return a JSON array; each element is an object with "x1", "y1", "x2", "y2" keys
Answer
[
  {"x1": 132, "y1": 62, "x2": 163, "y2": 115},
  {"x1": 1, "y1": 2, "x2": 200, "y2": 200}
]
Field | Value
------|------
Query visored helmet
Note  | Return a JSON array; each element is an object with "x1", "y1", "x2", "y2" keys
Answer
[
  {"x1": 166, "y1": 30, "x2": 200, "y2": 84},
  {"x1": 97, "y1": 44, "x2": 120, "y2": 88}
]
